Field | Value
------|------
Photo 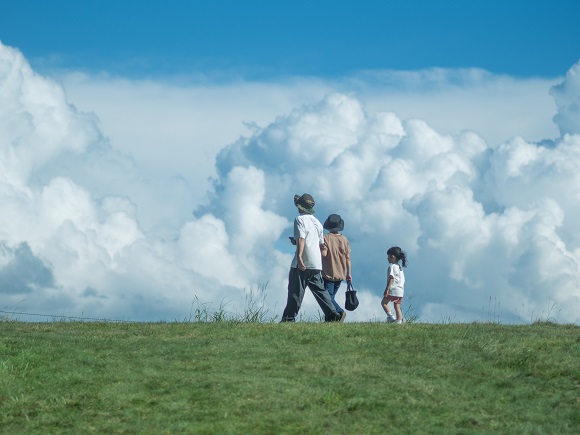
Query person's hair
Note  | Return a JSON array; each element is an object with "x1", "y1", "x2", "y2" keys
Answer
[{"x1": 387, "y1": 246, "x2": 407, "y2": 267}]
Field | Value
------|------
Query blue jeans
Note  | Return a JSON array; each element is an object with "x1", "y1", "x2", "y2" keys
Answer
[{"x1": 323, "y1": 278, "x2": 344, "y2": 314}]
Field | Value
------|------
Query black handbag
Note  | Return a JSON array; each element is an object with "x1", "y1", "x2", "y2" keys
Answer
[{"x1": 345, "y1": 281, "x2": 359, "y2": 311}]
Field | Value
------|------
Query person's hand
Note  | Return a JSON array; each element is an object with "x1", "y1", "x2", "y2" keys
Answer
[
  {"x1": 346, "y1": 274, "x2": 352, "y2": 282},
  {"x1": 298, "y1": 258, "x2": 306, "y2": 271}
]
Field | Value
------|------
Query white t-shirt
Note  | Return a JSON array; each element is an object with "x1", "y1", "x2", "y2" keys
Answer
[
  {"x1": 291, "y1": 214, "x2": 324, "y2": 270},
  {"x1": 387, "y1": 263, "x2": 405, "y2": 297}
]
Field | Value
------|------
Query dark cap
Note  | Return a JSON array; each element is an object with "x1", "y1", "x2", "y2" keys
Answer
[
  {"x1": 294, "y1": 193, "x2": 315, "y2": 214},
  {"x1": 323, "y1": 214, "x2": 344, "y2": 232}
]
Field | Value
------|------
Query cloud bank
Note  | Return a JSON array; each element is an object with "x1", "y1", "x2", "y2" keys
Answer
[{"x1": 1, "y1": 41, "x2": 579, "y2": 323}]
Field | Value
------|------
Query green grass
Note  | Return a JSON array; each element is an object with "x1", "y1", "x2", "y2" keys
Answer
[{"x1": 1, "y1": 321, "x2": 578, "y2": 434}]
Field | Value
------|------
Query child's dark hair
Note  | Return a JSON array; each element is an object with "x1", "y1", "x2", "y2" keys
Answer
[{"x1": 387, "y1": 246, "x2": 407, "y2": 267}]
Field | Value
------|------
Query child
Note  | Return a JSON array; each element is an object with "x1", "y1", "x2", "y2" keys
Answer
[
  {"x1": 321, "y1": 214, "x2": 351, "y2": 322},
  {"x1": 381, "y1": 246, "x2": 407, "y2": 324}
]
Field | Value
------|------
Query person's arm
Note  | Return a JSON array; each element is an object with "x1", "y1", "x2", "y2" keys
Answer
[
  {"x1": 297, "y1": 238, "x2": 306, "y2": 271},
  {"x1": 320, "y1": 242, "x2": 328, "y2": 258},
  {"x1": 384, "y1": 267, "x2": 393, "y2": 297},
  {"x1": 346, "y1": 256, "x2": 352, "y2": 281},
  {"x1": 345, "y1": 241, "x2": 352, "y2": 281}
]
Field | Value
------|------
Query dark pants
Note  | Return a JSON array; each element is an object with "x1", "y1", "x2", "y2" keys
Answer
[
  {"x1": 323, "y1": 278, "x2": 344, "y2": 314},
  {"x1": 281, "y1": 268, "x2": 341, "y2": 322}
]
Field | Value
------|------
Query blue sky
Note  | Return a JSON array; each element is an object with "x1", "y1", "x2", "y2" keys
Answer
[
  {"x1": 1, "y1": 1, "x2": 580, "y2": 324},
  {"x1": 2, "y1": 0, "x2": 580, "y2": 78}
]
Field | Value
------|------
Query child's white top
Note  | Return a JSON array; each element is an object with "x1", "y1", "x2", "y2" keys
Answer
[{"x1": 388, "y1": 263, "x2": 405, "y2": 297}]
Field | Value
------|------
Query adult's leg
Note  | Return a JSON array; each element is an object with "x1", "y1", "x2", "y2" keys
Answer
[
  {"x1": 281, "y1": 268, "x2": 306, "y2": 322},
  {"x1": 307, "y1": 270, "x2": 340, "y2": 322}
]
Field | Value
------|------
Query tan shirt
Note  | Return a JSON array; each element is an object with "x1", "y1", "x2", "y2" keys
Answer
[{"x1": 322, "y1": 233, "x2": 350, "y2": 281}]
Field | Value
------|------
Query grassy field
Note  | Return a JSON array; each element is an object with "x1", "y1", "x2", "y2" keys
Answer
[{"x1": 1, "y1": 320, "x2": 578, "y2": 434}]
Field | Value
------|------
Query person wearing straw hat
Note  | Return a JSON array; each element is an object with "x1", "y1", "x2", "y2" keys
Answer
[
  {"x1": 281, "y1": 194, "x2": 342, "y2": 322},
  {"x1": 321, "y1": 214, "x2": 351, "y2": 322}
]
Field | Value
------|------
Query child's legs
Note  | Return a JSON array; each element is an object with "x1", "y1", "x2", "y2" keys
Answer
[
  {"x1": 324, "y1": 279, "x2": 344, "y2": 313},
  {"x1": 381, "y1": 297, "x2": 392, "y2": 315},
  {"x1": 394, "y1": 301, "x2": 403, "y2": 320}
]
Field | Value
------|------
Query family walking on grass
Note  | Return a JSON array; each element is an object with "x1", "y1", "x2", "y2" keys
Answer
[{"x1": 281, "y1": 192, "x2": 407, "y2": 323}]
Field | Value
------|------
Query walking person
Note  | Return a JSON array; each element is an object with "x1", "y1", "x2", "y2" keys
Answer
[
  {"x1": 321, "y1": 214, "x2": 351, "y2": 322},
  {"x1": 281, "y1": 194, "x2": 342, "y2": 322},
  {"x1": 381, "y1": 246, "x2": 407, "y2": 324}
]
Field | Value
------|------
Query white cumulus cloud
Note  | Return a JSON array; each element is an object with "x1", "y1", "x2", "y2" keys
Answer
[
  {"x1": 210, "y1": 75, "x2": 580, "y2": 324},
  {"x1": 1, "y1": 39, "x2": 579, "y2": 324},
  {"x1": 550, "y1": 61, "x2": 580, "y2": 136}
]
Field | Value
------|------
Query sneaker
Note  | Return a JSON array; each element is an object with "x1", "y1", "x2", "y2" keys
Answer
[
  {"x1": 327, "y1": 312, "x2": 342, "y2": 322},
  {"x1": 395, "y1": 319, "x2": 403, "y2": 324},
  {"x1": 387, "y1": 314, "x2": 397, "y2": 323},
  {"x1": 339, "y1": 311, "x2": 347, "y2": 322}
]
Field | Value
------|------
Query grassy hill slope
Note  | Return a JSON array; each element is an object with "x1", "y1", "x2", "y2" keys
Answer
[{"x1": 1, "y1": 321, "x2": 578, "y2": 433}]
